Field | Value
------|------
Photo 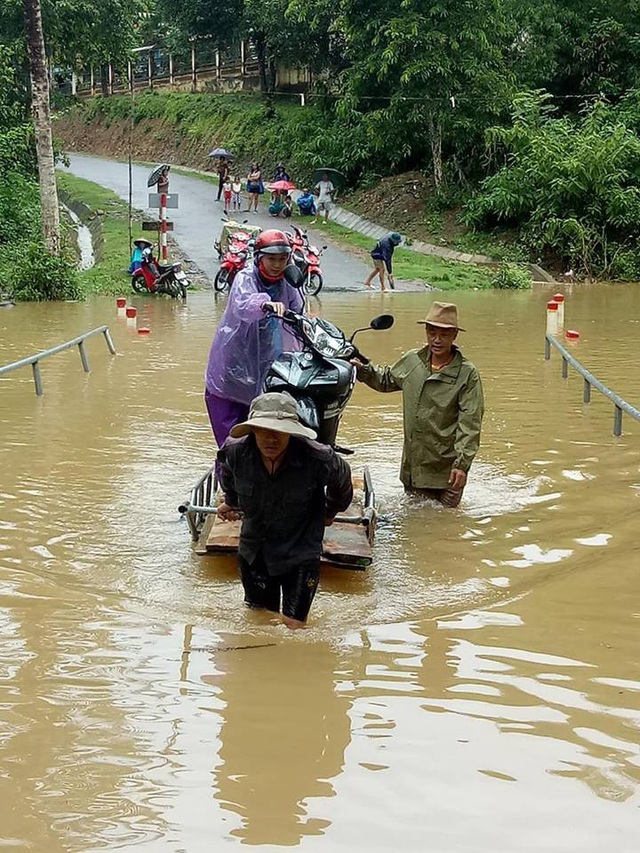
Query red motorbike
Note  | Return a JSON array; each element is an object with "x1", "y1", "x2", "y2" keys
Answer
[
  {"x1": 131, "y1": 248, "x2": 189, "y2": 299},
  {"x1": 289, "y1": 225, "x2": 326, "y2": 296},
  {"x1": 214, "y1": 229, "x2": 255, "y2": 292}
]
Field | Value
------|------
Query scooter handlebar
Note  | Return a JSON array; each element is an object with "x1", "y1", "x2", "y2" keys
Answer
[{"x1": 349, "y1": 345, "x2": 370, "y2": 365}]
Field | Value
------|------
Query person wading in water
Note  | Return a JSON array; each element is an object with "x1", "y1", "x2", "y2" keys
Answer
[
  {"x1": 217, "y1": 392, "x2": 353, "y2": 629},
  {"x1": 351, "y1": 301, "x2": 484, "y2": 507}
]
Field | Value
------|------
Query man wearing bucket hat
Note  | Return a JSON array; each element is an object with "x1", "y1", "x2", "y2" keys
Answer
[
  {"x1": 217, "y1": 391, "x2": 353, "y2": 628},
  {"x1": 352, "y1": 301, "x2": 484, "y2": 507}
]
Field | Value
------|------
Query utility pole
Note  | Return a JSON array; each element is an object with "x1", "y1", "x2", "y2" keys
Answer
[{"x1": 22, "y1": 0, "x2": 61, "y2": 255}]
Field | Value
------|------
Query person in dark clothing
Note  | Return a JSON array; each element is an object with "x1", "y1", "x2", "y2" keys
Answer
[
  {"x1": 273, "y1": 162, "x2": 291, "y2": 182},
  {"x1": 217, "y1": 391, "x2": 353, "y2": 629},
  {"x1": 216, "y1": 157, "x2": 230, "y2": 201},
  {"x1": 364, "y1": 231, "x2": 402, "y2": 291}
]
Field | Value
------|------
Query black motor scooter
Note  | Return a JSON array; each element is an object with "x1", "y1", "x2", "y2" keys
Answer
[{"x1": 263, "y1": 306, "x2": 394, "y2": 449}]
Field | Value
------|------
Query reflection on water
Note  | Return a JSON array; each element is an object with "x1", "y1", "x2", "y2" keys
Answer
[{"x1": 1, "y1": 285, "x2": 639, "y2": 850}]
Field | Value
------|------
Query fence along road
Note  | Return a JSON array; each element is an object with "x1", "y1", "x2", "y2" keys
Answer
[
  {"x1": 0, "y1": 326, "x2": 116, "y2": 396},
  {"x1": 545, "y1": 332, "x2": 640, "y2": 436}
]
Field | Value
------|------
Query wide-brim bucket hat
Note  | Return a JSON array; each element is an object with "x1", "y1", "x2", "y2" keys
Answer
[
  {"x1": 133, "y1": 237, "x2": 153, "y2": 248},
  {"x1": 417, "y1": 301, "x2": 465, "y2": 331},
  {"x1": 230, "y1": 391, "x2": 317, "y2": 439}
]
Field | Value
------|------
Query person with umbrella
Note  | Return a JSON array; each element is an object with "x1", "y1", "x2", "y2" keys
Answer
[{"x1": 216, "y1": 157, "x2": 231, "y2": 203}]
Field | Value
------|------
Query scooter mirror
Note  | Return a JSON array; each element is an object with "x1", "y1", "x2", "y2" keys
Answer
[
  {"x1": 322, "y1": 245, "x2": 328, "y2": 250},
  {"x1": 370, "y1": 314, "x2": 394, "y2": 330},
  {"x1": 283, "y1": 264, "x2": 304, "y2": 288}
]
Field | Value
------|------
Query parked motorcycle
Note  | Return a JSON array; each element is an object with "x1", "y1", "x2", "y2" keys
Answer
[
  {"x1": 131, "y1": 248, "x2": 189, "y2": 299},
  {"x1": 288, "y1": 224, "x2": 327, "y2": 296},
  {"x1": 263, "y1": 303, "x2": 394, "y2": 448},
  {"x1": 214, "y1": 230, "x2": 255, "y2": 292}
]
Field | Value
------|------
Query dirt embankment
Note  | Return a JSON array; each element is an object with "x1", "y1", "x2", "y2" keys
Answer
[
  {"x1": 55, "y1": 110, "x2": 520, "y2": 260},
  {"x1": 55, "y1": 112, "x2": 216, "y2": 171}
]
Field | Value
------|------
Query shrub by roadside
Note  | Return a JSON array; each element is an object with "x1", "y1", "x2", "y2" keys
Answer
[{"x1": 490, "y1": 263, "x2": 532, "y2": 290}]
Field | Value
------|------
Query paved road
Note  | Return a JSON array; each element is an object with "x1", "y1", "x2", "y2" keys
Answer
[{"x1": 62, "y1": 154, "x2": 370, "y2": 290}]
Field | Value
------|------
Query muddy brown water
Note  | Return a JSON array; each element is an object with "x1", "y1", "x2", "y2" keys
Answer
[{"x1": 1, "y1": 285, "x2": 639, "y2": 851}]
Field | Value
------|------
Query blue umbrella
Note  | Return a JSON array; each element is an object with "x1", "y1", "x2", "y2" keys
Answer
[{"x1": 208, "y1": 148, "x2": 234, "y2": 159}]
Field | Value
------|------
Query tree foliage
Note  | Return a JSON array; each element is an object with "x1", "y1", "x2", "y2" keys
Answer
[{"x1": 464, "y1": 93, "x2": 640, "y2": 277}]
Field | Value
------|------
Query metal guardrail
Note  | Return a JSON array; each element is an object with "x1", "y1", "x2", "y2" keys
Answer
[
  {"x1": 0, "y1": 326, "x2": 116, "y2": 396},
  {"x1": 545, "y1": 333, "x2": 640, "y2": 436}
]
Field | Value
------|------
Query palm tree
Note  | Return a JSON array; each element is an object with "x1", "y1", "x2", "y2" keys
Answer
[{"x1": 22, "y1": 0, "x2": 61, "y2": 255}]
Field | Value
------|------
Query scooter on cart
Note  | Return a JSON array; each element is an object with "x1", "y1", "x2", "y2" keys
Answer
[
  {"x1": 131, "y1": 246, "x2": 189, "y2": 299},
  {"x1": 288, "y1": 224, "x2": 327, "y2": 296},
  {"x1": 180, "y1": 278, "x2": 394, "y2": 569}
]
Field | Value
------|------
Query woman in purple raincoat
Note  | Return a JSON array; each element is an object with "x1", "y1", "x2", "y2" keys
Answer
[{"x1": 205, "y1": 229, "x2": 304, "y2": 448}]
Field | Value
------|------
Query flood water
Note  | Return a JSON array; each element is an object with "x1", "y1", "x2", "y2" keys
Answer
[{"x1": 1, "y1": 285, "x2": 639, "y2": 851}]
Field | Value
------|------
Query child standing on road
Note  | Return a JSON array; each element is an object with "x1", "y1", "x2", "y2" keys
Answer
[
  {"x1": 231, "y1": 176, "x2": 242, "y2": 212},
  {"x1": 222, "y1": 177, "x2": 233, "y2": 211}
]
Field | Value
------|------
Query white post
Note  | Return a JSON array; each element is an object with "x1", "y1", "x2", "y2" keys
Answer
[
  {"x1": 169, "y1": 53, "x2": 174, "y2": 86},
  {"x1": 553, "y1": 292, "x2": 565, "y2": 327},
  {"x1": 546, "y1": 300, "x2": 559, "y2": 335}
]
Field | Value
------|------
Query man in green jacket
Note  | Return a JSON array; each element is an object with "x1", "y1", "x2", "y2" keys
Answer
[{"x1": 353, "y1": 301, "x2": 484, "y2": 507}]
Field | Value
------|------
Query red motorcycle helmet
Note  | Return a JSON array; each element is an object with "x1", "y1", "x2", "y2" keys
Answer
[{"x1": 254, "y1": 229, "x2": 292, "y2": 282}]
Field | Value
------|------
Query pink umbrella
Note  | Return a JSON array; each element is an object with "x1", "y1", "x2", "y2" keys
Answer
[{"x1": 267, "y1": 180, "x2": 297, "y2": 192}]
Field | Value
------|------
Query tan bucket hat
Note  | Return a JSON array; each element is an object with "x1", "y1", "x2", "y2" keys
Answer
[
  {"x1": 417, "y1": 301, "x2": 465, "y2": 331},
  {"x1": 230, "y1": 391, "x2": 317, "y2": 440}
]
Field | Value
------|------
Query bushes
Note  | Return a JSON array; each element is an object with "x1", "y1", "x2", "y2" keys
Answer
[
  {"x1": 463, "y1": 92, "x2": 640, "y2": 278},
  {"x1": 0, "y1": 241, "x2": 80, "y2": 301},
  {"x1": 490, "y1": 263, "x2": 532, "y2": 289}
]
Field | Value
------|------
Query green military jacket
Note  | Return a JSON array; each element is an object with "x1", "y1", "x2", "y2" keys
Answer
[{"x1": 358, "y1": 346, "x2": 484, "y2": 489}]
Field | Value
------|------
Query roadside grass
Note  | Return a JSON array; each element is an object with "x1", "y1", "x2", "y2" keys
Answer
[
  {"x1": 313, "y1": 220, "x2": 493, "y2": 290},
  {"x1": 57, "y1": 171, "x2": 140, "y2": 296}
]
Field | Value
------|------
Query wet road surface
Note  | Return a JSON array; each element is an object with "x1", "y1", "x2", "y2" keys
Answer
[{"x1": 62, "y1": 154, "x2": 374, "y2": 289}]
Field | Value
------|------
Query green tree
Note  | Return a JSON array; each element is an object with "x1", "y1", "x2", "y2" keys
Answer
[
  {"x1": 320, "y1": 0, "x2": 515, "y2": 186},
  {"x1": 464, "y1": 92, "x2": 640, "y2": 278}
]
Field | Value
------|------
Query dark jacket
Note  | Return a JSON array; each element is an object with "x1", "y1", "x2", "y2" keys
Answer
[
  {"x1": 218, "y1": 435, "x2": 353, "y2": 574},
  {"x1": 371, "y1": 236, "x2": 397, "y2": 274}
]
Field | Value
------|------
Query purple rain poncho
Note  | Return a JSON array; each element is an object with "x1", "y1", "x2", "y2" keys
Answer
[{"x1": 205, "y1": 264, "x2": 304, "y2": 405}]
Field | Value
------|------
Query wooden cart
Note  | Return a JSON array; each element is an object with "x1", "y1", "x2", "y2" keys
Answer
[{"x1": 180, "y1": 467, "x2": 376, "y2": 570}]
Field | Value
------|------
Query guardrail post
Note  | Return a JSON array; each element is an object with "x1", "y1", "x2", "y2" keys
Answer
[
  {"x1": 544, "y1": 337, "x2": 551, "y2": 360},
  {"x1": 562, "y1": 357, "x2": 568, "y2": 379},
  {"x1": 614, "y1": 406, "x2": 623, "y2": 437},
  {"x1": 78, "y1": 340, "x2": 90, "y2": 373},
  {"x1": 583, "y1": 378, "x2": 591, "y2": 404},
  {"x1": 32, "y1": 361, "x2": 43, "y2": 396},
  {"x1": 103, "y1": 328, "x2": 117, "y2": 355}
]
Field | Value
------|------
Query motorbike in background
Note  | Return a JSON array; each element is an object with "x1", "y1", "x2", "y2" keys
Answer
[
  {"x1": 214, "y1": 230, "x2": 255, "y2": 292},
  {"x1": 288, "y1": 224, "x2": 327, "y2": 296},
  {"x1": 131, "y1": 248, "x2": 189, "y2": 299}
]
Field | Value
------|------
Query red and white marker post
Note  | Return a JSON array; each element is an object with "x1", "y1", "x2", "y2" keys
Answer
[
  {"x1": 159, "y1": 190, "x2": 168, "y2": 262},
  {"x1": 553, "y1": 292, "x2": 565, "y2": 327},
  {"x1": 546, "y1": 300, "x2": 559, "y2": 335}
]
